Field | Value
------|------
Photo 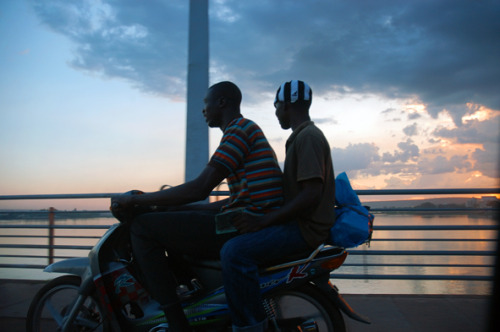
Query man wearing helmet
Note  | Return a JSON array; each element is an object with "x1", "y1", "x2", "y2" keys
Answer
[{"x1": 223, "y1": 80, "x2": 335, "y2": 331}]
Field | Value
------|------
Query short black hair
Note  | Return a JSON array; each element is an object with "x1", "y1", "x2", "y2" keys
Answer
[{"x1": 209, "y1": 81, "x2": 242, "y2": 106}]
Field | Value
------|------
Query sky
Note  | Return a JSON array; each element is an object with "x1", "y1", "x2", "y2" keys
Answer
[{"x1": 1, "y1": 0, "x2": 499, "y2": 210}]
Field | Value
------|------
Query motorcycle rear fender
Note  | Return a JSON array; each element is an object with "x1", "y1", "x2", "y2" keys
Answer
[
  {"x1": 44, "y1": 257, "x2": 90, "y2": 279},
  {"x1": 313, "y1": 276, "x2": 371, "y2": 324}
]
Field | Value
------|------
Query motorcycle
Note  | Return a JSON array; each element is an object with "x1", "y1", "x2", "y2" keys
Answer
[{"x1": 26, "y1": 197, "x2": 370, "y2": 332}]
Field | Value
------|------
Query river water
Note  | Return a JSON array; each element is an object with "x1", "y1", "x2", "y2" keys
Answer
[{"x1": 0, "y1": 213, "x2": 497, "y2": 295}]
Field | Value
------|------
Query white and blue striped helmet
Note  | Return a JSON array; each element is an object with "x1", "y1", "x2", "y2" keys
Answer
[{"x1": 275, "y1": 80, "x2": 312, "y2": 105}]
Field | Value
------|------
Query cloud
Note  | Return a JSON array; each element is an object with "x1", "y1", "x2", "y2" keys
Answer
[
  {"x1": 418, "y1": 155, "x2": 472, "y2": 175},
  {"x1": 32, "y1": 0, "x2": 189, "y2": 98},
  {"x1": 382, "y1": 139, "x2": 419, "y2": 163},
  {"x1": 332, "y1": 137, "x2": 482, "y2": 180},
  {"x1": 32, "y1": 0, "x2": 500, "y2": 118},
  {"x1": 472, "y1": 142, "x2": 500, "y2": 178},
  {"x1": 332, "y1": 143, "x2": 380, "y2": 173},
  {"x1": 381, "y1": 108, "x2": 397, "y2": 115},
  {"x1": 313, "y1": 117, "x2": 337, "y2": 125},
  {"x1": 403, "y1": 123, "x2": 418, "y2": 136},
  {"x1": 408, "y1": 113, "x2": 421, "y2": 120},
  {"x1": 212, "y1": 0, "x2": 500, "y2": 117},
  {"x1": 29, "y1": 0, "x2": 499, "y2": 187},
  {"x1": 430, "y1": 113, "x2": 499, "y2": 178},
  {"x1": 433, "y1": 114, "x2": 500, "y2": 144}
]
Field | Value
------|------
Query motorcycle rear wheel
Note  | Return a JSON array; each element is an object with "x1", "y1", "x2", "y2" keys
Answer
[
  {"x1": 268, "y1": 284, "x2": 346, "y2": 332},
  {"x1": 26, "y1": 275, "x2": 108, "y2": 332}
]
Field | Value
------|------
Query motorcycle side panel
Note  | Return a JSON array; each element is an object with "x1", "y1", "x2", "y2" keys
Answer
[
  {"x1": 94, "y1": 262, "x2": 165, "y2": 329},
  {"x1": 95, "y1": 262, "x2": 231, "y2": 330}
]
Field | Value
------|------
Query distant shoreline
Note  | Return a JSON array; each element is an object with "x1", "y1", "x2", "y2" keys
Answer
[
  {"x1": 1, "y1": 196, "x2": 498, "y2": 220},
  {"x1": 0, "y1": 210, "x2": 113, "y2": 220},
  {"x1": 1, "y1": 208, "x2": 497, "y2": 221}
]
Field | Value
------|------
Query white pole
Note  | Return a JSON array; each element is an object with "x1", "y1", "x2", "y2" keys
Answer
[{"x1": 185, "y1": 0, "x2": 209, "y2": 182}]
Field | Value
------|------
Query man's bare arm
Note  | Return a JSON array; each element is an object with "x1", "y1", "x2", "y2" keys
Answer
[{"x1": 114, "y1": 165, "x2": 229, "y2": 208}]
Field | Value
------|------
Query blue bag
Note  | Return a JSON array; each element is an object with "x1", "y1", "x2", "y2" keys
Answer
[{"x1": 329, "y1": 172, "x2": 374, "y2": 248}]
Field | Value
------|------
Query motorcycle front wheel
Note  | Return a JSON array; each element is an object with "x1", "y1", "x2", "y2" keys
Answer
[
  {"x1": 267, "y1": 284, "x2": 346, "y2": 332},
  {"x1": 26, "y1": 275, "x2": 107, "y2": 332}
]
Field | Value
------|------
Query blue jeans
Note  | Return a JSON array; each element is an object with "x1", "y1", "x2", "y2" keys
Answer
[{"x1": 220, "y1": 222, "x2": 312, "y2": 331}]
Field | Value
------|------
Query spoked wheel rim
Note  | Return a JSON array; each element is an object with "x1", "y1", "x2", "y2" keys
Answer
[{"x1": 27, "y1": 276, "x2": 105, "y2": 332}]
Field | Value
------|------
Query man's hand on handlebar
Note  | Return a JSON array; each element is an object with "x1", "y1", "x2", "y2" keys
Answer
[
  {"x1": 112, "y1": 189, "x2": 144, "y2": 207},
  {"x1": 110, "y1": 190, "x2": 145, "y2": 223}
]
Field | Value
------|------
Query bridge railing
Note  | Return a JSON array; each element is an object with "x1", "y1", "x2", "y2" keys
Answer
[{"x1": 0, "y1": 189, "x2": 498, "y2": 285}]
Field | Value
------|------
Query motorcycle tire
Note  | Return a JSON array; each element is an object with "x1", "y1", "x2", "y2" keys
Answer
[
  {"x1": 267, "y1": 283, "x2": 346, "y2": 332},
  {"x1": 26, "y1": 275, "x2": 108, "y2": 332}
]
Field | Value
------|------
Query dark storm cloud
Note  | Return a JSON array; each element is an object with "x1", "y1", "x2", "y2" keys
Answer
[
  {"x1": 211, "y1": 0, "x2": 500, "y2": 121},
  {"x1": 32, "y1": 0, "x2": 500, "y2": 120}
]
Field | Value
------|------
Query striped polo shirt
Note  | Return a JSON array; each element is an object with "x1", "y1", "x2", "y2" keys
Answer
[{"x1": 209, "y1": 117, "x2": 284, "y2": 214}]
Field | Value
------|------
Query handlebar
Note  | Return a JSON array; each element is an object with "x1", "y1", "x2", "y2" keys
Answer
[{"x1": 110, "y1": 190, "x2": 145, "y2": 223}]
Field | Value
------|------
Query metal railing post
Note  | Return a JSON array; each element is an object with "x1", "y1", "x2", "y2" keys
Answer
[{"x1": 48, "y1": 207, "x2": 55, "y2": 265}]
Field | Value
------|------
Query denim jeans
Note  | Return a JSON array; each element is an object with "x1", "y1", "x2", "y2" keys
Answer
[{"x1": 220, "y1": 221, "x2": 312, "y2": 331}]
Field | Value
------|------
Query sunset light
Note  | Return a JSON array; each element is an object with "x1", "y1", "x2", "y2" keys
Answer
[{"x1": 0, "y1": 0, "x2": 498, "y2": 209}]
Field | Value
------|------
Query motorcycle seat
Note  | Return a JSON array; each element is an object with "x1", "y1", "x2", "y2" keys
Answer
[{"x1": 183, "y1": 244, "x2": 345, "y2": 272}]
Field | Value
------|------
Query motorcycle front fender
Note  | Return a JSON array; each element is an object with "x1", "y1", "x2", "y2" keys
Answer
[{"x1": 44, "y1": 257, "x2": 90, "y2": 279}]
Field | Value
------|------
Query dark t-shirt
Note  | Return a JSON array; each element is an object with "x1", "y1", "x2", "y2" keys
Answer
[{"x1": 283, "y1": 121, "x2": 335, "y2": 247}]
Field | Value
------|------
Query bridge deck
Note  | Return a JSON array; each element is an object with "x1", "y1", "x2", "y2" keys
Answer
[{"x1": 0, "y1": 279, "x2": 492, "y2": 332}]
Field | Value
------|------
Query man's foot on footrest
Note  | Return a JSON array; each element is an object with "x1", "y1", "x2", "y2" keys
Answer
[{"x1": 176, "y1": 278, "x2": 203, "y2": 300}]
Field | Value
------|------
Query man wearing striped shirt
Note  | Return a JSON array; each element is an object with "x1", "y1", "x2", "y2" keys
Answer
[{"x1": 112, "y1": 81, "x2": 284, "y2": 331}]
